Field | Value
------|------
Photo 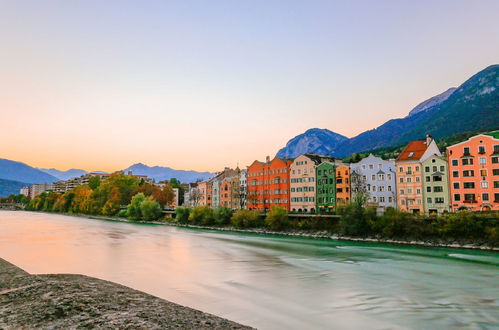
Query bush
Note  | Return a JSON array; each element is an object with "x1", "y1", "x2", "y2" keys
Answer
[
  {"x1": 140, "y1": 197, "x2": 162, "y2": 221},
  {"x1": 175, "y1": 207, "x2": 190, "y2": 224},
  {"x1": 117, "y1": 209, "x2": 128, "y2": 218},
  {"x1": 339, "y1": 202, "x2": 375, "y2": 237},
  {"x1": 189, "y1": 206, "x2": 214, "y2": 225},
  {"x1": 126, "y1": 193, "x2": 146, "y2": 220},
  {"x1": 265, "y1": 207, "x2": 289, "y2": 231},
  {"x1": 214, "y1": 207, "x2": 233, "y2": 226},
  {"x1": 231, "y1": 209, "x2": 262, "y2": 228}
]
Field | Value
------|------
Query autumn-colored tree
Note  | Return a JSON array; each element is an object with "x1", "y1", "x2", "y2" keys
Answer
[
  {"x1": 102, "y1": 187, "x2": 121, "y2": 215},
  {"x1": 71, "y1": 185, "x2": 93, "y2": 213}
]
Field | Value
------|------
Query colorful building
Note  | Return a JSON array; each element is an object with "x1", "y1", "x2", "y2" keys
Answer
[
  {"x1": 247, "y1": 156, "x2": 292, "y2": 211},
  {"x1": 396, "y1": 135, "x2": 441, "y2": 214},
  {"x1": 290, "y1": 154, "x2": 335, "y2": 213},
  {"x1": 335, "y1": 165, "x2": 351, "y2": 206},
  {"x1": 422, "y1": 155, "x2": 451, "y2": 215},
  {"x1": 350, "y1": 154, "x2": 397, "y2": 209},
  {"x1": 239, "y1": 169, "x2": 248, "y2": 209},
  {"x1": 446, "y1": 132, "x2": 499, "y2": 212},
  {"x1": 315, "y1": 161, "x2": 337, "y2": 213}
]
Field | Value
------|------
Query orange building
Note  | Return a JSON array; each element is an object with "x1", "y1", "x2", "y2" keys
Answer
[
  {"x1": 247, "y1": 156, "x2": 292, "y2": 211},
  {"x1": 335, "y1": 165, "x2": 351, "y2": 205},
  {"x1": 396, "y1": 135, "x2": 441, "y2": 214},
  {"x1": 447, "y1": 132, "x2": 499, "y2": 212}
]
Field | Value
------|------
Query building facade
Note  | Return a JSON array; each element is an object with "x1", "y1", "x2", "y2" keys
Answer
[
  {"x1": 422, "y1": 155, "x2": 451, "y2": 214},
  {"x1": 239, "y1": 169, "x2": 248, "y2": 209},
  {"x1": 335, "y1": 165, "x2": 351, "y2": 206},
  {"x1": 315, "y1": 162, "x2": 337, "y2": 213},
  {"x1": 247, "y1": 156, "x2": 291, "y2": 211},
  {"x1": 396, "y1": 135, "x2": 441, "y2": 214},
  {"x1": 447, "y1": 132, "x2": 499, "y2": 212},
  {"x1": 350, "y1": 154, "x2": 397, "y2": 209}
]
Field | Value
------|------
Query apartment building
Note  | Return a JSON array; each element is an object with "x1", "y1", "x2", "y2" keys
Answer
[
  {"x1": 396, "y1": 135, "x2": 441, "y2": 214},
  {"x1": 335, "y1": 165, "x2": 351, "y2": 206},
  {"x1": 350, "y1": 154, "x2": 397, "y2": 209},
  {"x1": 422, "y1": 155, "x2": 451, "y2": 214},
  {"x1": 447, "y1": 132, "x2": 499, "y2": 212},
  {"x1": 247, "y1": 156, "x2": 292, "y2": 211},
  {"x1": 315, "y1": 161, "x2": 337, "y2": 213}
]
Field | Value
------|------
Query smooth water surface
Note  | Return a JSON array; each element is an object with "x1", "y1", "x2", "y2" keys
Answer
[{"x1": 0, "y1": 211, "x2": 498, "y2": 329}]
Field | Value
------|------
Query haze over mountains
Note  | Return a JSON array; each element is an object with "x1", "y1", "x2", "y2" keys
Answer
[{"x1": 277, "y1": 64, "x2": 499, "y2": 159}]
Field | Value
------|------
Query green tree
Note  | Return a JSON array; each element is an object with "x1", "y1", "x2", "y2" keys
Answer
[
  {"x1": 126, "y1": 193, "x2": 146, "y2": 220},
  {"x1": 140, "y1": 196, "x2": 162, "y2": 221},
  {"x1": 265, "y1": 207, "x2": 289, "y2": 231},
  {"x1": 88, "y1": 176, "x2": 101, "y2": 190}
]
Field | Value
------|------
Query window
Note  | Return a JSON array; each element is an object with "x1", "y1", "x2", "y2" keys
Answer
[
  {"x1": 433, "y1": 166, "x2": 437, "y2": 172},
  {"x1": 417, "y1": 189, "x2": 421, "y2": 195},
  {"x1": 400, "y1": 177, "x2": 404, "y2": 183},
  {"x1": 379, "y1": 197, "x2": 385, "y2": 203},
  {"x1": 495, "y1": 193, "x2": 499, "y2": 203},
  {"x1": 482, "y1": 193, "x2": 489, "y2": 201},
  {"x1": 494, "y1": 145, "x2": 499, "y2": 153},
  {"x1": 434, "y1": 186, "x2": 443, "y2": 193},
  {"x1": 372, "y1": 174, "x2": 376, "y2": 181},
  {"x1": 453, "y1": 171, "x2": 459, "y2": 178},
  {"x1": 369, "y1": 164, "x2": 374, "y2": 169},
  {"x1": 462, "y1": 158, "x2": 473, "y2": 165},
  {"x1": 408, "y1": 188, "x2": 413, "y2": 194},
  {"x1": 416, "y1": 166, "x2": 420, "y2": 172},
  {"x1": 407, "y1": 166, "x2": 412, "y2": 174},
  {"x1": 478, "y1": 146, "x2": 486, "y2": 154},
  {"x1": 400, "y1": 189, "x2": 404, "y2": 195},
  {"x1": 387, "y1": 174, "x2": 392, "y2": 180},
  {"x1": 463, "y1": 182, "x2": 475, "y2": 189},
  {"x1": 388, "y1": 186, "x2": 392, "y2": 192},
  {"x1": 378, "y1": 174, "x2": 384, "y2": 180},
  {"x1": 425, "y1": 166, "x2": 430, "y2": 172},
  {"x1": 416, "y1": 177, "x2": 420, "y2": 183},
  {"x1": 454, "y1": 194, "x2": 461, "y2": 201},
  {"x1": 427, "y1": 197, "x2": 432, "y2": 204},
  {"x1": 372, "y1": 185, "x2": 377, "y2": 192},
  {"x1": 492, "y1": 157, "x2": 499, "y2": 164},
  {"x1": 453, "y1": 182, "x2": 460, "y2": 189},
  {"x1": 464, "y1": 194, "x2": 476, "y2": 202},
  {"x1": 435, "y1": 197, "x2": 444, "y2": 204},
  {"x1": 480, "y1": 169, "x2": 487, "y2": 177},
  {"x1": 479, "y1": 157, "x2": 486, "y2": 165},
  {"x1": 494, "y1": 181, "x2": 499, "y2": 189},
  {"x1": 463, "y1": 147, "x2": 470, "y2": 155},
  {"x1": 494, "y1": 169, "x2": 499, "y2": 176},
  {"x1": 399, "y1": 167, "x2": 403, "y2": 173},
  {"x1": 426, "y1": 187, "x2": 431, "y2": 193},
  {"x1": 463, "y1": 170, "x2": 474, "y2": 177},
  {"x1": 407, "y1": 177, "x2": 412, "y2": 183},
  {"x1": 408, "y1": 152, "x2": 414, "y2": 158},
  {"x1": 452, "y1": 159, "x2": 458, "y2": 166},
  {"x1": 388, "y1": 197, "x2": 393, "y2": 203}
]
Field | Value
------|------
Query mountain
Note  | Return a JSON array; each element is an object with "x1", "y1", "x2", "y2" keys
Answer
[
  {"x1": 39, "y1": 168, "x2": 87, "y2": 181},
  {"x1": 0, "y1": 179, "x2": 29, "y2": 197},
  {"x1": 276, "y1": 65, "x2": 499, "y2": 158},
  {"x1": 407, "y1": 87, "x2": 457, "y2": 117},
  {"x1": 0, "y1": 159, "x2": 59, "y2": 184},
  {"x1": 123, "y1": 163, "x2": 213, "y2": 183},
  {"x1": 276, "y1": 128, "x2": 348, "y2": 159}
]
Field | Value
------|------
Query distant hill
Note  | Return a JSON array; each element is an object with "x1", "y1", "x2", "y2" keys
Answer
[
  {"x1": 38, "y1": 168, "x2": 87, "y2": 181},
  {"x1": 0, "y1": 159, "x2": 58, "y2": 184},
  {"x1": 123, "y1": 163, "x2": 213, "y2": 183},
  {"x1": 276, "y1": 64, "x2": 499, "y2": 158},
  {"x1": 0, "y1": 178, "x2": 28, "y2": 197},
  {"x1": 276, "y1": 128, "x2": 348, "y2": 159}
]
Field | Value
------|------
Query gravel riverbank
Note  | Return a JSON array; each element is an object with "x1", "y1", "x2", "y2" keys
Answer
[{"x1": 0, "y1": 258, "x2": 251, "y2": 329}]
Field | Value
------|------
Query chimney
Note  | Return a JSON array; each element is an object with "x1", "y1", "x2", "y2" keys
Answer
[
  {"x1": 266, "y1": 155, "x2": 270, "y2": 163},
  {"x1": 425, "y1": 134, "x2": 433, "y2": 145}
]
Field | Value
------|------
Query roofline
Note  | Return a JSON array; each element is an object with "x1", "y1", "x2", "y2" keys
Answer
[{"x1": 446, "y1": 133, "x2": 499, "y2": 149}]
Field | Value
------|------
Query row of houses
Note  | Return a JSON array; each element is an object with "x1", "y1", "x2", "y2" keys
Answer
[{"x1": 185, "y1": 132, "x2": 499, "y2": 215}]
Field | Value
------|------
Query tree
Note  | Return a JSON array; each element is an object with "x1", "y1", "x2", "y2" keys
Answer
[
  {"x1": 265, "y1": 207, "x2": 289, "y2": 231},
  {"x1": 189, "y1": 188, "x2": 202, "y2": 207},
  {"x1": 350, "y1": 169, "x2": 369, "y2": 207},
  {"x1": 140, "y1": 196, "x2": 162, "y2": 221},
  {"x1": 126, "y1": 193, "x2": 146, "y2": 220},
  {"x1": 88, "y1": 176, "x2": 101, "y2": 190}
]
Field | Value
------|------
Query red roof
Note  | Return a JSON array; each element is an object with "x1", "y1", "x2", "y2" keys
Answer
[{"x1": 396, "y1": 140, "x2": 429, "y2": 161}]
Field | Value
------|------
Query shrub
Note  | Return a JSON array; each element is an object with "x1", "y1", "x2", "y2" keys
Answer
[
  {"x1": 231, "y1": 209, "x2": 262, "y2": 228},
  {"x1": 117, "y1": 209, "x2": 128, "y2": 218},
  {"x1": 126, "y1": 193, "x2": 146, "y2": 220},
  {"x1": 265, "y1": 207, "x2": 289, "y2": 231},
  {"x1": 339, "y1": 202, "x2": 375, "y2": 237},
  {"x1": 189, "y1": 206, "x2": 214, "y2": 225},
  {"x1": 140, "y1": 197, "x2": 162, "y2": 221},
  {"x1": 213, "y1": 207, "x2": 233, "y2": 226},
  {"x1": 175, "y1": 207, "x2": 190, "y2": 224}
]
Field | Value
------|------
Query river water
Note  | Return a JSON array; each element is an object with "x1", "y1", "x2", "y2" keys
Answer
[{"x1": 0, "y1": 211, "x2": 497, "y2": 329}]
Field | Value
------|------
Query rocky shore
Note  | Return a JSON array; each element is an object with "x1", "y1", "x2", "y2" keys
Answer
[{"x1": 0, "y1": 258, "x2": 251, "y2": 329}]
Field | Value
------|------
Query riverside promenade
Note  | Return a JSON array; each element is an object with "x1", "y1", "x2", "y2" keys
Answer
[{"x1": 0, "y1": 258, "x2": 251, "y2": 329}]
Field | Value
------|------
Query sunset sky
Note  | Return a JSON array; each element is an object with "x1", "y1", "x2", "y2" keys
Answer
[{"x1": 1, "y1": 0, "x2": 498, "y2": 172}]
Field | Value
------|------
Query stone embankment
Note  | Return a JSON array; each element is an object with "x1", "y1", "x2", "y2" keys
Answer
[{"x1": 0, "y1": 258, "x2": 251, "y2": 329}]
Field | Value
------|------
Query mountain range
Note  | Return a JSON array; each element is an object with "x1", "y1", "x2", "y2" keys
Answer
[
  {"x1": 276, "y1": 64, "x2": 499, "y2": 159},
  {"x1": 38, "y1": 168, "x2": 88, "y2": 181},
  {"x1": 122, "y1": 163, "x2": 213, "y2": 183}
]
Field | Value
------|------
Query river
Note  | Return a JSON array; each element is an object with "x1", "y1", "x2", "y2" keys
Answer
[{"x1": 0, "y1": 211, "x2": 497, "y2": 329}]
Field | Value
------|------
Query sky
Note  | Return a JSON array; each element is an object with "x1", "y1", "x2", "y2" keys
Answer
[{"x1": 1, "y1": 0, "x2": 498, "y2": 172}]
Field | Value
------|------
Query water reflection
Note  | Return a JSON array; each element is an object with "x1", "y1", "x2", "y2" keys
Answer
[{"x1": 0, "y1": 211, "x2": 497, "y2": 329}]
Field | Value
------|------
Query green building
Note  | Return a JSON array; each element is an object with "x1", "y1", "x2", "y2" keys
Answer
[
  {"x1": 316, "y1": 162, "x2": 337, "y2": 213},
  {"x1": 422, "y1": 155, "x2": 451, "y2": 215}
]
